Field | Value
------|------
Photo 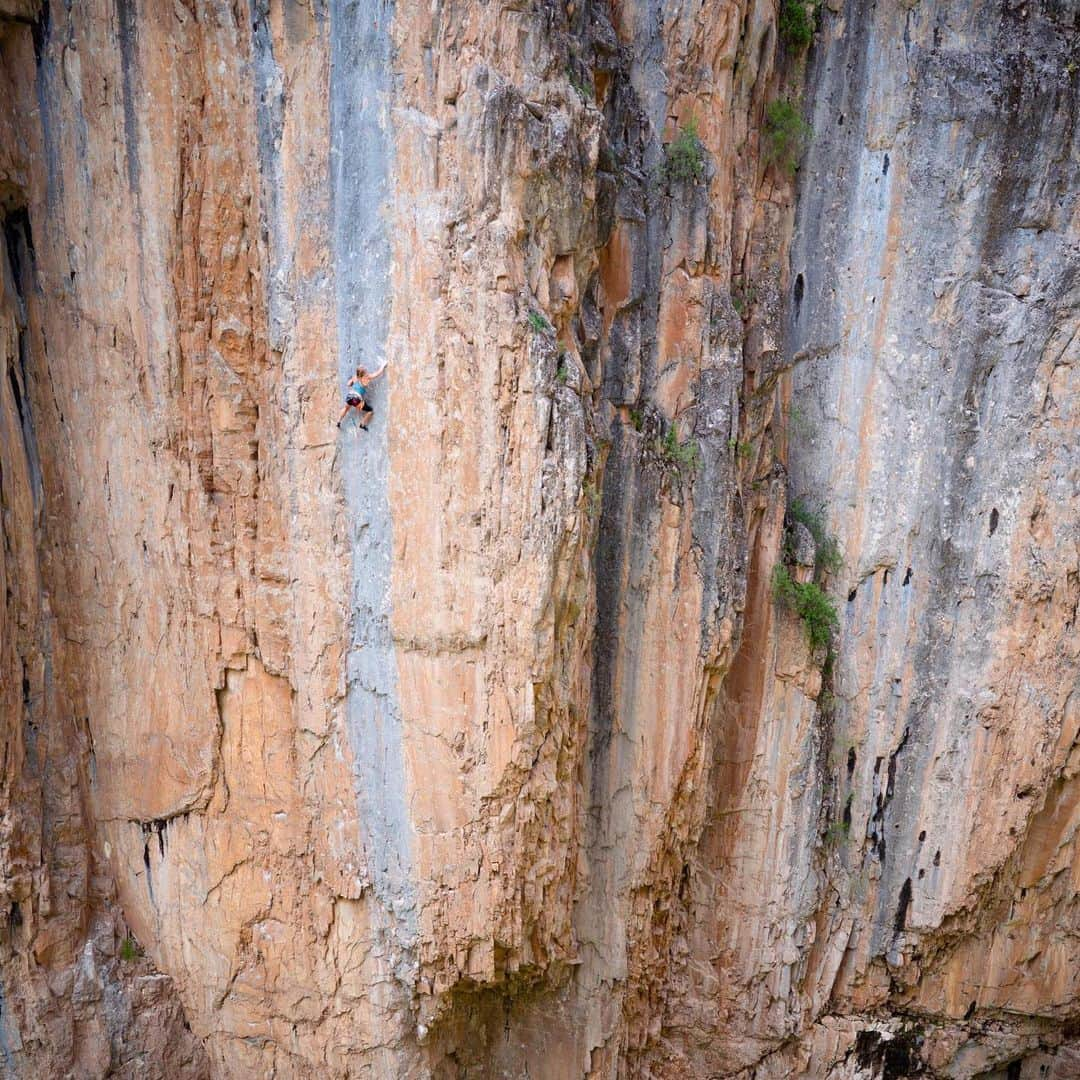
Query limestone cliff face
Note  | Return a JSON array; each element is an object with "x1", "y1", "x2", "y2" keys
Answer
[
  {"x1": 0, "y1": 0, "x2": 1077, "y2": 1077},
  {"x1": 654, "y1": 3, "x2": 1080, "y2": 1077}
]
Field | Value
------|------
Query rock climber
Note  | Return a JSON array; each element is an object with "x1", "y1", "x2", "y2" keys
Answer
[{"x1": 336, "y1": 362, "x2": 387, "y2": 431}]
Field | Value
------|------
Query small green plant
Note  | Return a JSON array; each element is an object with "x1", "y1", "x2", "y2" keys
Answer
[
  {"x1": 629, "y1": 408, "x2": 644, "y2": 432},
  {"x1": 556, "y1": 350, "x2": 569, "y2": 384},
  {"x1": 825, "y1": 791, "x2": 855, "y2": 845},
  {"x1": 732, "y1": 281, "x2": 758, "y2": 317},
  {"x1": 527, "y1": 310, "x2": 552, "y2": 335},
  {"x1": 566, "y1": 67, "x2": 592, "y2": 102},
  {"x1": 728, "y1": 437, "x2": 753, "y2": 460},
  {"x1": 662, "y1": 117, "x2": 706, "y2": 184},
  {"x1": 582, "y1": 478, "x2": 602, "y2": 520},
  {"x1": 772, "y1": 564, "x2": 838, "y2": 651},
  {"x1": 779, "y1": 0, "x2": 814, "y2": 49},
  {"x1": 119, "y1": 936, "x2": 140, "y2": 963},
  {"x1": 821, "y1": 642, "x2": 836, "y2": 686},
  {"x1": 789, "y1": 498, "x2": 843, "y2": 576},
  {"x1": 823, "y1": 820, "x2": 849, "y2": 846},
  {"x1": 789, "y1": 402, "x2": 812, "y2": 436},
  {"x1": 734, "y1": 282, "x2": 758, "y2": 305},
  {"x1": 763, "y1": 99, "x2": 812, "y2": 176},
  {"x1": 658, "y1": 422, "x2": 701, "y2": 472}
]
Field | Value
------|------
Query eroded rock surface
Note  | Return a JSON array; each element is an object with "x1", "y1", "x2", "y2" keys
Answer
[{"x1": 0, "y1": 0, "x2": 1076, "y2": 1077}]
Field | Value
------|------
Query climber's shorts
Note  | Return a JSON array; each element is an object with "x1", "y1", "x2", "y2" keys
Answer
[{"x1": 346, "y1": 393, "x2": 364, "y2": 408}]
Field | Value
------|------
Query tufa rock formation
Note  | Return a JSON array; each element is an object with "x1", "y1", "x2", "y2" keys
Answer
[{"x1": 0, "y1": 0, "x2": 1077, "y2": 1076}]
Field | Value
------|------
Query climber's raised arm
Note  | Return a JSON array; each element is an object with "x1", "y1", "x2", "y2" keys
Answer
[{"x1": 362, "y1": 361, "x2": 387, "y2": 385}]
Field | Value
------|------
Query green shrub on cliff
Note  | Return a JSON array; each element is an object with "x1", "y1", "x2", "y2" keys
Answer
[
  {"x1": 527, "y1": 310, "x2": 552, "y2": 335},
  {"x1": 658, "y1": 421, "x2": 701, "y2": 473},
  {"x1": 772, "y1": 564, "x2": 838, "y2": 651},
  {"x1": 728, "y1": 437, "x2": 753, "y2": 460},
  {"x1": 764, "y1": 99, "x2": 811, "y2": 176},
  {"x1": 779, "y1": 0, "x2": 815, "y2": 50},
  {"x1": 566, "y1": 66, "x2": 592, "y2": 103},
  {"x1": 789, "y1": 498, "x2": 843, "y2": 576},
  {"x1": 663, "y1": 118, "x2": 706, "y2": 184}
]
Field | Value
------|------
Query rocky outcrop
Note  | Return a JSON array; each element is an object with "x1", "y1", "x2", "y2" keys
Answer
[
  {"x1": 774, "y1": 1, "x2": 1080, "y2": 1071},
  {"x1": 648, "y1": 2, "x2": 1080, "y2": 1075},
  {"x1": 0, "y1": 0, "x2": 1076, "y2": 1077}
]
